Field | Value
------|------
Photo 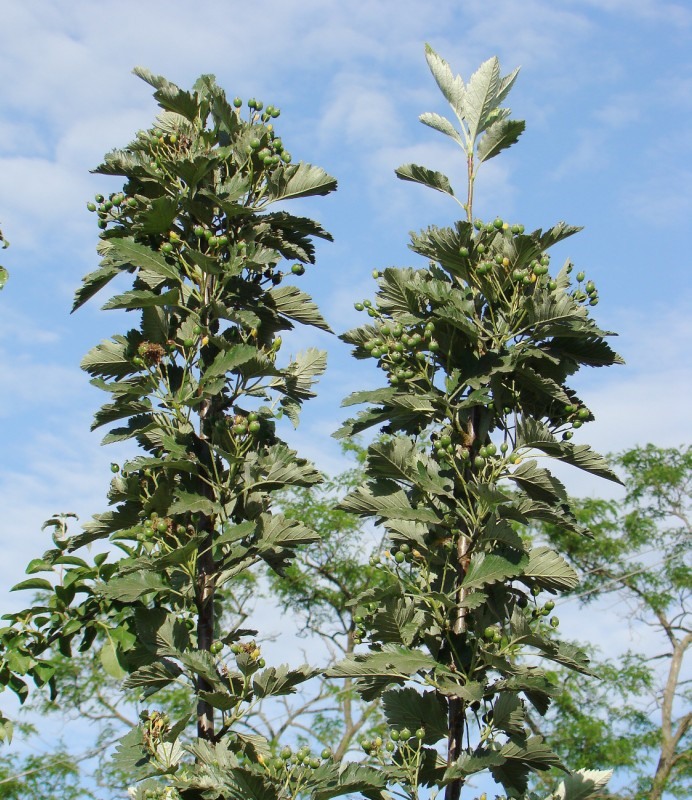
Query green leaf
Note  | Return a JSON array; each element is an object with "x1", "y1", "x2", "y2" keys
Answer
[
  {"x1": 326, "y1": 644, "x2": 436, "y2": 680},
  {"x1": 267, "y1": 162, "x2": 337, "y2": 201},
  {"x1": 491, "y1": 736, "x2": 564, "y2": 795},
  {"x1": 283, "y1": 348, "x2": 327, "y2": 400},
  {"x1": 200, "y1": 344, "x2": 257, "y2": 386},
  {"x1": 395, "y1": 164, "x2": 455, "y2": 197},
  {"x1": 461, "y1": 551, "x2": 528, "y2": 590},
  {"x1": 458, "y1": 591, "x2": 489, "y2": 609},
  {"x1": 370, "y1": 595, "x2": 426, "y2": 647},
  {"x1": 534, "y1": 222, "x2": 583, "y2": 250},
  {"x1": 382, "y1": 688, "x2": 448, "y2": 744},
  {"x1": 550, "y1": 769, "x2": 612, "y2": 800},
  {"x1": 436, "y1": 678, "x2": 484, "y2": 703},
  {"x1": 101, "y1": 237, "x2": 180, "y2": 282},
  {"x1": 557, "y1": 443, "x2": 623, "y2": 484},
  {"x1": 81, "y1": 335, "x2": 132, "y2": 379},
  {"x1": 368, "y1": 437, "x2": 453, "y2": 496},
  {"x1": 72, "y1": 263, "x2": 120, "y2": 311},
  {"x1": 312, "y1": 762, "x2": 388, "y2": 800},
  {"x1": 492, "y1": 692, "x2": 525, "y2": 735},
  {"x1": 267, "y1": 285, "x2": 332, "y2": 331},
  {"x1": 509, "y1": 460, "x2": 568, "y2": 504},
  {"x1": 257, "y1": 512, "x2": 318, "y2": 549},
  {"x1": 110, "y1": 725, "x2": 152, "y2": 782},
  {"x1": 101, "y1": 570, "x2": 168, "y2": 602},
  {"x1": 133, "y1": 196, "x2": 179, "y2": 235},
  {"x1": 524, "y1": 546, "x2": 579, "y2": 591},
  {"x1": 101, "y1": 287, "x2": 179, "y2": 311},
  {"x1": 168, "y1": 491, "x2": 222, "y2": 516},
  {"x1": 516, "y1": 420, "x2": 622, "y2": 484},
  {"x1": 10, "y1": 577, "x2": 53, "y2": 592},
  {"x1": 550, "y1": 336, "x2": 625, "y2": 367},
  {"x1": 247, "y1": 445, "x2": 322, "y2": 492},
  {"x1": 100, "y1": 639, "x2": 127, "y2": 679},
  {"x1": 424, "y1": 44, "x2": 466, "y2": 117},
  {"x1": 465, "y1": 57, "x2": 501, "y2": 143},
  {"x1": 122, "y1": 662, "x2": 182, "y2": 693},
  {"x1": 418, "y1": 112, "x2": 463, "y2": 145},
  {"x1": 132, "y1": 66, "x2": 199, "y2": 119},
  {"x1": 444, "y1": 750, "x2": 506, "y2": 781},
  {"x1": 252, "y1": 663, "x2": 318, "y2": 698},
  {"x1": 342, "y1": 386, "x2": 398, "y2": 408},
  {"x1": 477, "y1": 118, "x2": 525, "y2": 162},
  {"x1": 339, "y1": 482, "x2": 441, "y2": 523}
]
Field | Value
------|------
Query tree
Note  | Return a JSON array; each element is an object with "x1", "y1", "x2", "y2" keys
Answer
[
  {"x1": 328, "y1": 45, "x2": 622, "y2": 800},
  {"x1": 529, "y1": 444, "x2": 691, "y2": 800},
  {"x1": 0, "y1": 445, "x2": 387, "y2": 797},
  {"x1": 0, "y1": 69, "x2": 385, "y2": 800},
  {"x1": 0, "y1": 48, "x2": 632, "y2": 800}
]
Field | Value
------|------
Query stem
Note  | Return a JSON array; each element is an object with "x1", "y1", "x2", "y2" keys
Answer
[
  {"x1": 466, "y1": 153, "x2": 474, "y2": 223},
  {"x1": 195, "y1": 528, "x2": 215, "y2": 740}
]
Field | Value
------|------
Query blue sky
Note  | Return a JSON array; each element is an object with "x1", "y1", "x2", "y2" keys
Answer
[{"x1": 0, "y1": 0, "x2": 690, "y2": 794}]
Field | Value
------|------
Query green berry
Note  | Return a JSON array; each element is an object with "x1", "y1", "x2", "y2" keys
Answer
[
  {"x1": 415, "y1": 727, "x2": 425, "y2": 740},
  {"x1": 291, "y1": 264, "x2": 305, "y2": 275},
  {"x1": 354, "y1": 302, "x2": 364, "y2": 311},
  {"x1": 400, "y1": 727, "x2": 411, "y2": 740},
  {"x1": 248, "y1": 420, "x2": 261, "y2": 434},
  {"x1": 210, "y1": 640, "x2": 223, "y2": 654},
  {"x1": 576, "y1": 271, "x2": 585, "y2": 282},
  {"x1": 110, "y1": 463, "x2": 120, "y2": 474}
]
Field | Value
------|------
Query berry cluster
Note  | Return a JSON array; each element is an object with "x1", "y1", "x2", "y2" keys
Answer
[
  {"x1": 360, "y1": 726, "x2": 426, "y2": 757},
  {"x1": 352, "y1": 313, "x2": 438, "y2": 386},
  {"x1": 267, "y1": 744, "x2": 333, "y2": 774},
  {"x1": 87, "y1": 191, "x2": 138, "y2": 229},
  {"x1": 137, "y1": 512, "x2": 189, "y2": 543}
]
